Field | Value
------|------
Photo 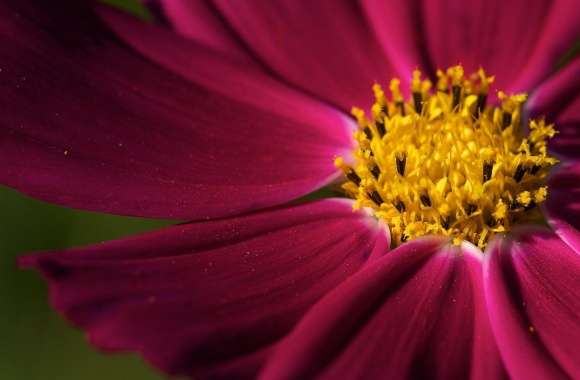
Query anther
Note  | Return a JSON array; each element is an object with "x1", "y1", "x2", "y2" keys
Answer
[
  {"x1": 485, "y1": 216, "x2": 497, "y2": 227},
  {"x1": 465, "y1": 204, "x2": 477, "y2": 215},
  {"x1": 502, "y1": 112, "x2": 512, "y2": 129},
  {"x1": 346, "y1": 168, "x2": 361, "y2": 186},
  {"x1": 336, "y1": 65, "x2": 557, "y2": 249},
  {"x1": 509, "y1": 200, "x2": 522, "y2": 210},
  {"x1": 397, "y1": 101, "x2": 406, "y2": 116},
  {"x1": 524, "y1": 200, "x2": 536, "y2": 210},
  {"x1": 412, "y1": 92, "x2": 423, "y2": 114},
  {"x1": 363, "y1": 126, "x2": 373, "y2": 140},
  {"x1": 529, "y1": 164, "x2": 541, "y2": 175},
  {"x1": 368, "y1": 190, "x2": 384, "y2": 206},
  {"x1": 452, "y1": 85, "x2": 461, "y2": 111},
  {"x1": 396, "y1": 153, "x2": 406, "y2": 176},
  {"x1": 482, "y1": 161, "x2": 494, "y2": 183},
  {"x1": 376, "y1": 120, "x2": 386, "y2": 137},
  {"x1": 436, "y1": 69, "x2": 449, "y2": 93},
  {"x1": 476, "y1": 94, "x2": 487, "y2": 117},
  {"x1": 394, "y1": 200, "x2": 406, "y2": 213},
  {"x1": 513, "y1": 164, "x2": 526, "y2": 183},
  {"x1": 527, "y1": 140, "x2": 535, "y2": 152},
  {"x1": 381, "y1": 104, "x2": 389, "y2": 117},
  {"x1": 370, "y1": 165, "x2": 381, "y2": 180}
]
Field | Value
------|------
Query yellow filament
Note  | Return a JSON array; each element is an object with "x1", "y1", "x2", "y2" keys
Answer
[{"x1": 335, "y1": 65, "x2": 558, "y2": 249}]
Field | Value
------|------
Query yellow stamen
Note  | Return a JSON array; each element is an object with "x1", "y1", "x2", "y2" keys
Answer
[
  {"x1": 476, "y1": 68, "x2": 494, "y2": 94},
  {"x1": 448, "y1": 65, "x2": 464, "y2": 86},
  {"x1": 335, "y1": 65, "x2": 558, "y2": 249}
]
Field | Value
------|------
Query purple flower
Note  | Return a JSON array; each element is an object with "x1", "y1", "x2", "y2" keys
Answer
[{"x1": 3, "y1": 0, "x2": 580, "y2": 379}]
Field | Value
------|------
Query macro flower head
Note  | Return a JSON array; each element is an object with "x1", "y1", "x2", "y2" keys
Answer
[{"x1": 2, "y1": 0, "x2": 580, "y2": 379}]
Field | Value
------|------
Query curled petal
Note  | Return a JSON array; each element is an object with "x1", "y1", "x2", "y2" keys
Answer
[
  {"x1": 19, "y1": 199, "x2": 388, "y2": 379},
  {"x1": 260, "y1": 239, "x2": 507, "y2": 380},
  {"x1": 544, "y1": 162, "x2": 580, "y2": 254},
  {"x1": 529, "y1": 59, "x2": 580, "y2": 160},
  {"x1": 484, "y1": 228, "x2": 580, "y2": 379}
]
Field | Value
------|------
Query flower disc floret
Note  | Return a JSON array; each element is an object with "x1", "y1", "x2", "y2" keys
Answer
[{"x1": 336, "y1": 66, "x2": 558, "y2": 248}]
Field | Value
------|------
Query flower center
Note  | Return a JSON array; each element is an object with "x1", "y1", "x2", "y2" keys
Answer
[{"x1": 335, "y1": 65, "x2": 558, "y2": 249}]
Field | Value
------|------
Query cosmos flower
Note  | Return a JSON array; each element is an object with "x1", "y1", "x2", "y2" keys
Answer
[{"x1": 3, "y1": 0, "x2": 580, "y2": 379}]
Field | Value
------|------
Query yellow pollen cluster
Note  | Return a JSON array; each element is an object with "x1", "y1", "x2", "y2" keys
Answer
[{"x1": 335, "y1": 65, "x2": 558, "y2": 249}]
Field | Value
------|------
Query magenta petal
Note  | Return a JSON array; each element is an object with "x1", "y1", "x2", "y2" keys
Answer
[
  {"x1": 260, "y1": 239, "x2": 507, "y2": 380},
  {"x1": 364, "y1": 0, "x2": 580, "y2": 92},
  {"x1": 140, "y1": 0, "x2": 167, "y2": 25},
  {"x1": 0, "y1": 1, "x2": 352, "y2": 219},
  {"x1": 98, "y1": 5, "x2": 355, "y2": 136},
  {"x1": 529, "y1": 59, "x2": 580, "y2": 120},
  {"x1": 423, "y1": 0, "x2": 580, "y2": 92},
  {"x1": 211, "y1": 0, "x2": 395, "y2": 111},
  {"x1": 19, "y1": 199, "x2": 387, "y2": 379},
  {"x1": 529, "y1": 59, "x2": 580, "y2": 160},
  {"x1": 544, "y1": 162, "x2": 580, "y2": 254},
  {"x1": 546, "y1": 120, "x2": 580, "y2": 161},
  {"x1": 484, "y1": 228, "x2": 580, "y2": 379},
  {"x1": 363, "y1": 0, "x2": 435, "y2": 84},
  {"x1": 143, "y1": 0, "x2": 254, "y2": 63}
]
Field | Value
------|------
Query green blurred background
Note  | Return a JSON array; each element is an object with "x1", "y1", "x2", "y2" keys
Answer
[
  {"x1": 0, "y1": 1, "x2": 170, "y2": 379},
  {"x1": 0, "y1": 188, "x2": 170, "y2": 380}
]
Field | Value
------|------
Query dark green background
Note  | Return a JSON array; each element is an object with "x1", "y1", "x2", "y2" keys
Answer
[
  {"x1": 0, "y1": 188, "x2": 169, "y2": 380},
  {"x1": 1, "y1": 1, "x2": 169, "y2": 379}
]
